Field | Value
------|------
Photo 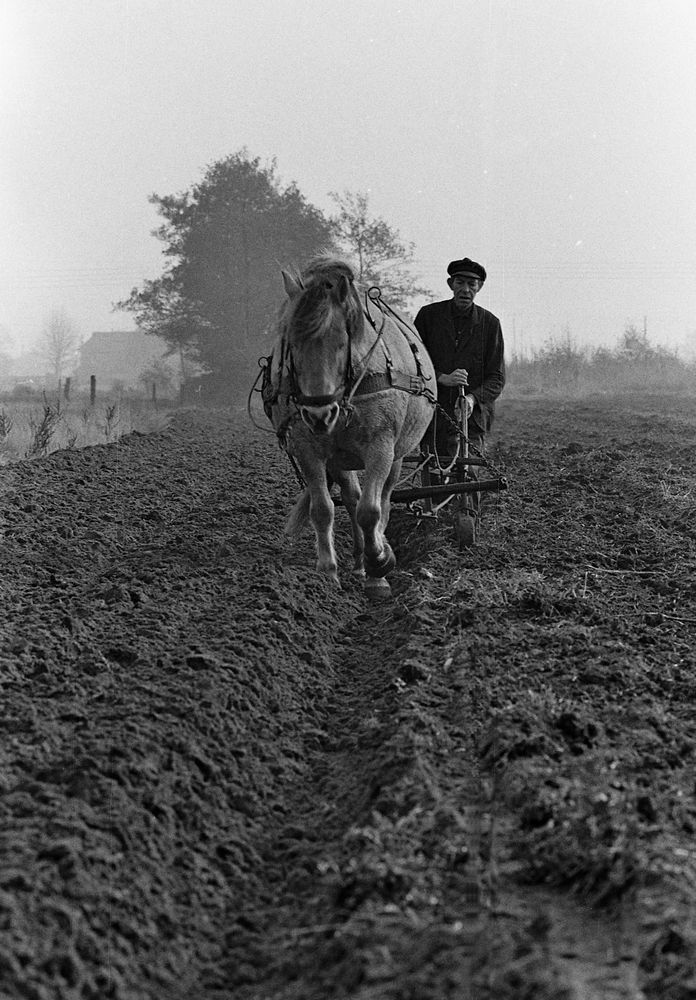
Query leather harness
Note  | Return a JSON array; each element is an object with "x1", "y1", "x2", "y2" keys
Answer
[{"x1": 261, "y1": 288, "x2": 435, "y2": 418}]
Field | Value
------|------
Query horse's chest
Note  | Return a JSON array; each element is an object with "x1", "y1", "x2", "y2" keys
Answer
[{"x1": 331, "y1": 445, "x2": 365, "y2": 470}]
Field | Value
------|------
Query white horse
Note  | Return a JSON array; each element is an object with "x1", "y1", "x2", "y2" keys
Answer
[{"x1": 264, "y1": 256, "x2": 436, "y2": 598}]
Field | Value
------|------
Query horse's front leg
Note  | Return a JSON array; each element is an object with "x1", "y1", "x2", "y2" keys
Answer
[
  {"x1": 358, "y1": 453, "x2": 399, "y2": 579},
  {"x1": 307, "y1": 478, "x2": 338, "y2": 583},
  {"x1": 334, "y1": 470, "x2": 364, "y2": 575},
  {"x1": 303, "y1": 471, "x2": 339, "y2": 585},
  {"x1": 379, "y1": 457, "x2": 403, "y2": 535}
]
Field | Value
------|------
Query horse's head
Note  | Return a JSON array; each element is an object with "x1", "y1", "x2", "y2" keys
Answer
[{"x1": 281, "y1": 259, "x2": 362, "y2": 435}]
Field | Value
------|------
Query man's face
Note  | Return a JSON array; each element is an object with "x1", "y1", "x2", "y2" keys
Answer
[{"x1": 448, "y1": 274, "x2": 481, "y2": 310}]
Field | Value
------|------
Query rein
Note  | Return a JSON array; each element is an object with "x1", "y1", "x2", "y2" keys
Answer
[
  {"x1": 343, "y1": 287, "x2": 389, "y2": 406},
  {"x1": 247, "y1": 359, "x2": 278, "y2": 434}
]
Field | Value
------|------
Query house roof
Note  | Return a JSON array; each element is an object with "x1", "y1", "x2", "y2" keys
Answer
[{"x1": 77, "y1": 330, "x2": 172, "y2": 385}]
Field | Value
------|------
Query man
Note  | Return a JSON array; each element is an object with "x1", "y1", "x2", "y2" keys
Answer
[{"x1": 414, "y1": 257, "x2": 506, "y2": 510}]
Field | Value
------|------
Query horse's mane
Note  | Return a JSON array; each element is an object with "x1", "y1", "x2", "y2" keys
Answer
[
  {"x1": 302, "y1": 253, "x2": 355, "y2": 285},
  {"x1": 282, "y1": 255, "x2": 364, "y2": 344}
]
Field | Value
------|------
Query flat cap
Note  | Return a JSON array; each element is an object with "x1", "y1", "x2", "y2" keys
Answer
[{"x1": 447, "y1": 258, "x2": 487, "y2": 282}]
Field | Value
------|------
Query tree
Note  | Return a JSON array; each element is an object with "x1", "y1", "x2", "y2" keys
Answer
[
  {"x1": 40, "y1": 309, "x2": 77, "y2": 381},
  {"x1": 138, "y1": 358, "x2": 177, "y2": 398},
  {"x1": 620, "y1": 323, "x2": 653, "y2": 362},
  {"x1": 328, "y1": 190, "x2": 432, "y2": 309},
  {"x1": 117, "y1": 150, "x2": 334, "y2": 395},
  {"x1": 619, "y1": 322, "x2": 681, "y2": 373}
]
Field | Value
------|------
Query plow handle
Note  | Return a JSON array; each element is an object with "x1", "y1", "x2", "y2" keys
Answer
[{"x1": 458, "y1": 385, "x2": 469, "y2": 458}]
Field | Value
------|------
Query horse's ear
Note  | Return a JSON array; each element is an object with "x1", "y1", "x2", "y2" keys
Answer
[
  {"x1": 332, "y1": 272, "x2": 352, "y2": 304},
  {"x1": 282, "y1": 270, "x2": 304, "y2": 299}
]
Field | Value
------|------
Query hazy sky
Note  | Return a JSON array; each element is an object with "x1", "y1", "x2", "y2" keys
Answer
[{"x1": 2, "y1": 0, "x2": 695, "y2": 359}]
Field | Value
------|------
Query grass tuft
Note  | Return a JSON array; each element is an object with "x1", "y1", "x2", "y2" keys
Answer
[
  {"x1": 0, "y1": 392, "x2": 172, "y2": 465},
  {"x1": 26, "y1": 403, "x2": 61, "y2": 457}
]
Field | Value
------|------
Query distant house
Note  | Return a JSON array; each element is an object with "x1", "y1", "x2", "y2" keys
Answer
[{"x1": 76, "y1": 330, "x2": 176, "y2": 389}]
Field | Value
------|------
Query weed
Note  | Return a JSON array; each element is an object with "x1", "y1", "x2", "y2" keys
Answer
[
  {"x1": 103, "y1": 404, "x2": 118, "y2": 440},
  {"x1": 0, "y1": 393, "x2": 173, "y2": 463},
  {"x1": 0, "y1": 408, "x2": 14, "y2": 439},
  {"x1": 25, "y1": 404, "x2": 61, "y2": 457},
  {"x1": 64, "y1": 426, "x2": 78, "y2": 449}
]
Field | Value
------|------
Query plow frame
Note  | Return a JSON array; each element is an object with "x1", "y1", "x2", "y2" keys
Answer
[{"x1": 392, "y1": 390, "x2": 508, "y2": 548}]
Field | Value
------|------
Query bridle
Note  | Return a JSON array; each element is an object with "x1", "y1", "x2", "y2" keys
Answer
[
  {"x1": 283, "y1": 285, "x2": 384, "y2": 412},
  {"x1": 285, "y1": 325, "x2": 355, "y2": 410}
]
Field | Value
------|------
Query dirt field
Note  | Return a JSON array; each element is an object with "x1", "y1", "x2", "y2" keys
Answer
[{"x1": 2, "y1": 392, "x2": 696, "y2": 999}]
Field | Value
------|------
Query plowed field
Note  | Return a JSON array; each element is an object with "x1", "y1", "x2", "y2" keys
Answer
[{"x1": 2, "y1": 393, "x2": 696, "y2": 999}]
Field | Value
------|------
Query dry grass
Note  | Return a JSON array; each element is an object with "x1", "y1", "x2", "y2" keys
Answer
[
  {"x1": 0, "y1": 393, "x2": 173, "y2": 465},
  {"x1": 659, "y1": 477, "x2": 696, "y2": 505}
]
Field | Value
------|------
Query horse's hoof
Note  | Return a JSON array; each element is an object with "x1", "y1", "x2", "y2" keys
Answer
[
  {"x1": 366, "y1": 543, "x2": 396, "y2": 579},
  {"x1": 364, "y1": 577, "x2": 391, "y2": 601}
]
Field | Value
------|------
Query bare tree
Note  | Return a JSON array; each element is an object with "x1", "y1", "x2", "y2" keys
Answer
[
  {"x1": 328, "y1": 190, "x2": 432, "y2": 309},
  {"x1": 40, "y1": 309, "x2": 77, "y2": 381}
]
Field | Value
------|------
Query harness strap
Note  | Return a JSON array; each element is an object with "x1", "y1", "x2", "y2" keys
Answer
[
  {"x1": 353, "y1": 371, "x2": 428, "y2": 396},
  {"x1": 264, "y1": 286, "x2": 435, "y2": 411},
  {"x1": 274, "y1": 371, "x2": 430, "y2": 400},
  {"x1": 341, "y1": 294, "x2": 389, "y2": 404},
  {"x1": 293, "y1": 387, "x2": 344, "y2": 407}
]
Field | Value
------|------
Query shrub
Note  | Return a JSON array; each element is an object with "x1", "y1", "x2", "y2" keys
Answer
[{"x1": 507, "y1": 327, "x2": 696, "y2": 396}]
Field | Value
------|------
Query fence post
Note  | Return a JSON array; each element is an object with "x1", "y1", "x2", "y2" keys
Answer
[
  {"x1": 90, "y1": 375, "x2": 96, "y2": 406},
  {"x1": 63, "y1": 377, "x2": 71, "y2": 401},
  {"x1": 151, "y1": 382, "x2": 157, "y2": 406}
]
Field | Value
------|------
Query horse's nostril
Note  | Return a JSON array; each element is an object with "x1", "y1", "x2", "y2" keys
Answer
[{"x1": 300, "y1": 404, "x2": 339, "y2": 433}]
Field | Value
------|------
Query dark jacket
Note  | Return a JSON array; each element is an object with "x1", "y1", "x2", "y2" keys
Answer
[{"x1": 414, "y1": 299, "x2": 505, "y2": 434}]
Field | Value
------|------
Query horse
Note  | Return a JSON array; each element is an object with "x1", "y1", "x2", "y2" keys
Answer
[{"x1": 263, "y1": 256, "x2": 436, "y2": 598}]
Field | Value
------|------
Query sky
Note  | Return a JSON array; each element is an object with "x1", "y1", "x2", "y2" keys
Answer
[{"x1": 2, "y1": 0, "x2": 696, "y2": 361}]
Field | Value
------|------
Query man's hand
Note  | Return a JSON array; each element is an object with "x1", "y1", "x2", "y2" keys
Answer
[
  {"x1": 455, "y1": 393, "x2": 476, "y2": 419},
  {"x1": 437, "y1": 368, "x2": 468, "y2": 388}
]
